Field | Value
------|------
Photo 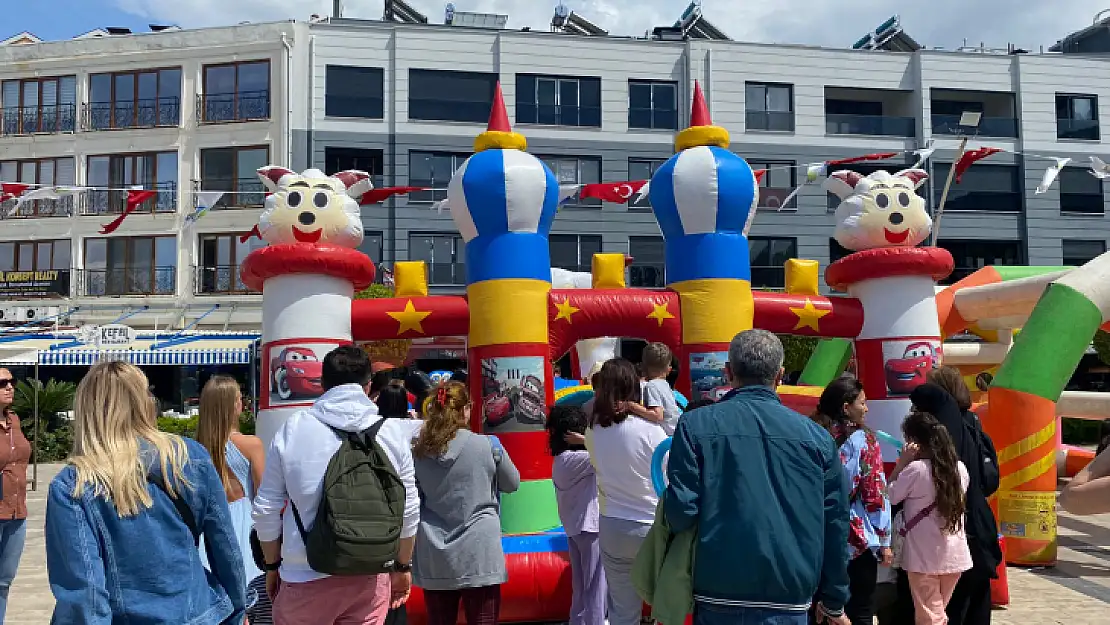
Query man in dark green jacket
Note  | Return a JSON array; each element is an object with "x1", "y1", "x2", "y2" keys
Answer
[{"x1": 664, "y1": 329, "x2": 851, "y2": 625}]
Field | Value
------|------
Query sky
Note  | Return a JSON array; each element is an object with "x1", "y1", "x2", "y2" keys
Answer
[{"x1": 10, "y1": 0, "x2": 1110, "y2": 51}]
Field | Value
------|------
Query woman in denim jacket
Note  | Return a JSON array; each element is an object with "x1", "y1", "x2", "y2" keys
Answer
[{"x1": 45, "y1": 361, "x2": 246, "y2": 624}]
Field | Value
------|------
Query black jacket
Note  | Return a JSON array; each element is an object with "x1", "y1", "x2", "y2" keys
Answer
[{"x1": 910, "y1": 384, "x2": 1002, "y2": 575}]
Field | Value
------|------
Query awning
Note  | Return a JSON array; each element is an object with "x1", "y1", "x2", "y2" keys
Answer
[
  {"x1": 0, "y1": 332, "x2": 258, "y2": 367},
  {"x1": 38, "y1": 345, "x2": 252, "y2": 366}
]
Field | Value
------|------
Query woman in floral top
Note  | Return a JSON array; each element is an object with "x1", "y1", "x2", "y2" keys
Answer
[{"x1": 811, "y1": 375, "x2": 892, "y2": 625}]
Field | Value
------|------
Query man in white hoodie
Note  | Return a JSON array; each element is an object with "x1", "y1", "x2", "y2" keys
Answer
[{"x1": 253, "y1": 346, "x2": 420, "y2": 625}]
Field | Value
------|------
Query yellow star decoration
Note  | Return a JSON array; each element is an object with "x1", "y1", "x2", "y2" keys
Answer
[
  {"x1": 790, "y1": 297, "x2": 831, "y2": 332},
  {"x1": 387, "y1": 300, "x2": 432, "y2": 335},
  {"x1": 554, "y1": 298, "x2": 580, "y2": 323},
  {"x1": 646, "y1": 301, "x2": 675, "y2": 327}
]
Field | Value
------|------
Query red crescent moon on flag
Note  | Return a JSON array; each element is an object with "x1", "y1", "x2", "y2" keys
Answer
[{"x1": 616, "y1": 184, "x2": 633, "y2": 199}]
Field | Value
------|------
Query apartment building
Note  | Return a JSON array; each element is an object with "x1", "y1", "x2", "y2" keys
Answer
[{"x1": 0, "y1": 21, "x2": 303, "y2": 330}]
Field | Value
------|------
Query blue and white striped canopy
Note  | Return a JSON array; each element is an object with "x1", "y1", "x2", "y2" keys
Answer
[
  {"x1": 448, "y1": 149, "x2": 560, "y2": 284},
  {"x1": 38, "y1": 348, "x2": 251, "y2": 366}
]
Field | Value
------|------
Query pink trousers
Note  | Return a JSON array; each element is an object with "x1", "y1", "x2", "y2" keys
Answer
[
  {"x1": 906, "y1": 571, "x2": 962, "y2": 625},
  {"x1": 273, "y1": 573, "x2": 390, "y2": 625}
]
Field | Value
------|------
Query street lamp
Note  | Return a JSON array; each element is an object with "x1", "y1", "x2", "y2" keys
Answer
[{"x1": 932, "y1": 110, "x2": 983, "y2": 245}]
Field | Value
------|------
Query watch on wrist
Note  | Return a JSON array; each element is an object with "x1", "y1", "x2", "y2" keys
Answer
[
  {"x1": 263, "y1": 559, "x2": 282, "y2": 572},
  {"x1": 391, "y1": 561, "x2": 412, "y2": 573}
]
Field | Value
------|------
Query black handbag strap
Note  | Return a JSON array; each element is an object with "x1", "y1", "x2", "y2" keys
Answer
[
  {"x1": 148, "y1": 474, "x2": 200, "y2": 546},
  {"x1": 899, "y1": 502, "x2": 937, "y2": 537}
]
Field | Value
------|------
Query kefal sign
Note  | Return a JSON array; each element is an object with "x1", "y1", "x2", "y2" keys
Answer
[{"x1": 79, "y1": 324, "x2": 137, "y2": 348}]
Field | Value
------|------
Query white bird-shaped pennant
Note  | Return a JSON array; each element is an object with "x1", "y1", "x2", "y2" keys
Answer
[
  {"x1": 1090, "y1": 156, "x2": 1110, "y2": 179},
  {"x1": 1035, "y1": 157, "x2": 1071, "y2": 194}
]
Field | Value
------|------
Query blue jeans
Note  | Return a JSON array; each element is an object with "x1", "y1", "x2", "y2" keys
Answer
[
  {"x1": 695, "y1": 602, "x2": 807, "y2": 625},
  {"x1": 0, "y1": 519, "x2": 27, "y2": 623}
]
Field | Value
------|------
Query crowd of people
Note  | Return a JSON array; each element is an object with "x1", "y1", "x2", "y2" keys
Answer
[{"x1": 0, "y1": 329, "x2": 1105, "y2": 624}]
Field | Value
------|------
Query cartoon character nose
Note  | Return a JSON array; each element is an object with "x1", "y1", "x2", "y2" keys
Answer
[
  {"x1": 298, "y1": 211, "x2": 316, "y2": 226},
  {"x1": 889, "y1": 212, "x2": 904, "y2": 225}
]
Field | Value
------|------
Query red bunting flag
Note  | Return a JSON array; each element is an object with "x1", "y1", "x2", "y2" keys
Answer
[
  {"x1": 753, "y1": 169, "x2": 766, "y2": 183},
  {"x1": 579, "y1": 180, "x2": 648, "y2": 203},
  {"x1": 99, "y1": 189, "x2": 157, "y2": 234},
  {"x1": 955, "y1": 147, "x2": 1002, "y2": 183},
  {"x1": 359, "y1": 186, "x2": 428, "y2": 205},
  {"x1": 240, "y1": 225, "x2": 262, "y2": 244},
  {"x1": 827, "y1": 152, "x2": 901, "y2": 166},
  {"x1": 0, "y1": 183, "x2": 29, "y2": 201}
]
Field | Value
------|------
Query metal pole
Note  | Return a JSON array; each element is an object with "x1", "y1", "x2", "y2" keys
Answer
[
  {"x1": 32, "y1": 359, "x2": 38, "y2": 491},
  {"x1": 931, "y1": 136, "x2": 968, "y2": 247}
]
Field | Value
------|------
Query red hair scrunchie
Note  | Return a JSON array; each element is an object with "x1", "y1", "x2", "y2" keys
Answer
[{"x1": 436, "y1": 385, "x2": 448, "y2": 406}]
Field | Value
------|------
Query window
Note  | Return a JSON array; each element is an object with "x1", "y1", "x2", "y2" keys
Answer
[
  {"x1": 0, "y1": 157, "x2": 76, "y2": 217},
  {"x1": 516, "y1": 74, "x2": 601, "y2": 127},
  {"x1": 826, "y1": 163, "x2": 890, "y2": 211},
  {"x1": 0, "y1": 76, "x2": 77, "y2": 135},
  {"x1": 933, "y1": 164, "x2": 1021, "y2": 212},
  {"x1": 938, "y1": 239, "x2": 1022, "y2": 284},
  {"x1": 539, "y1": 156, "x2": 601, "y2": 207},
  {"x1": 1059, "y1": 166, "x2": 1104, "y2": 215},
  {"x1": 829, "y1": 238, "x2": 854, "y2": 265},
  {"x1": 629, "y1": 236, "x2": 665, "y2": 288},
  {"x1": 87, "y1": 68, "x2": 181, "y2": 130},
  {"x1": 628, "y1": 80, "x2": 677, "y2": 130},
  {"x1": 197, "y1": 234, "x2": 264, "y2": 294},
  {"x1": 83, "y1": 236, "x2": 177, "y2": 296},
  {"x1": 359, "y1": 231, "x2": 385, "y2": 263},
  {"x1": 85, "y1": 152, "x2": 177, "y2": 215},
  {"x1": 200, "y1": 146, "x2": 269, "y2": 208},
  {"x1": 201, "y1": 61, "x2": 270, "y2": 123},
  {"x1": 325, "y1": 66, "x2": 384, "y2": 119},
  {"x1": 745, "y1": 82, "x2": 794, "y2": 132},
  {"x1": 747, "y1": 160, "x2": 797, "y2": 210},
  {"x1": 408, "y1": 151, "x2": 467, "y2": 202},
  {"x1": 627, "y1": 159, "x2": 666, "y2": 210},
  {"x1": 408, "y1": 69, "x2": 497, "y2": 124},
  {"x1": 325, "y1": 147, "x2": 384, "y2": 187},
  {"x1": 0, "y1": 240, "x2": 71, "y2": 298},
  {"x1": 1062, "y1": 240, "x2": 1106, "y2": 267},
  {"x1": 1057, "y1": 94, "x2": 1099, "y2": 140},
  {"x1": 550, "y1": 234, "x2": 602, "y2": 273},
  {"x1": 749, "y1": 237, "x2": 797, "y2": 289},
  {"x1": 409, "y1": 233, "x2": 465, "y2": 285}
]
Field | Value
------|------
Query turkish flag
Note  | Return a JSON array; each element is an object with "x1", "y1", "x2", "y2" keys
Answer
[
  {"x1": 579, "y1": 180, "x2": 648, "y2": 203},
  {"x1": 240, "y1": 225, "x2": 262, "y2": 244},
  {"x1": 955, "y1": 147, "x2": 1002, "y2": 183},
  {"x1": 360, "y1": 186, "x2": 427, "y2": 205},
  {"x1": 99, "y1": 189, "x2": 157, "y2": 234}
]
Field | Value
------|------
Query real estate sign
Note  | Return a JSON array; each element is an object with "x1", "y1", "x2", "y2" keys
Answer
[{"x1": 0, "y1": 270, "x2": 69, "y2": 298}]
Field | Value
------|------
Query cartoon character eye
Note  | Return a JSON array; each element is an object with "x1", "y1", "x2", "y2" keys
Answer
[
  {"x1": 898, "y1": 192, "x2": 911, "y2": 207},
  {"x1": 288, "y1": 352, "x2": 305, "y2": 361},
  {"x1": 287, "y1": 191, "x2": 303, "y2": 208},
  {"x1": 313, "y1": 191, "x2": 329, "y2": 209},
  {"x1": 875, "y1": 194, "x2": 890, "y2": 209}
]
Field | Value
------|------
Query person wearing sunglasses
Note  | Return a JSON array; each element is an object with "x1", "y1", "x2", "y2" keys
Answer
[{"x1": 0, "y1": 368, "x2": 30, "y2": 623}]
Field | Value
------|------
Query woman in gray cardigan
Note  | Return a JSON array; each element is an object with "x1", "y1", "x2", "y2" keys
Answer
[{"x1": 412, "y1": 381, "x2": 520, "y2": 625}]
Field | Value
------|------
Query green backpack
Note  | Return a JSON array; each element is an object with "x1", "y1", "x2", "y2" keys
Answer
[{"x1": 290, "y1": 418, "x2": 406, "y2": 575}]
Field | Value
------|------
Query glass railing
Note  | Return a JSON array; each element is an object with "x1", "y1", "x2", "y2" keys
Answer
[
  {"x1": 516, "y1": 104, "x2": 602, "y2": 128},
  {"x1": 81, "y1": 181, "x2": 177, "y2": 215},
  {"x1": 1061, "y1": 193, "x2": 1105, "y2": 215},
  {"x1": 84, "y1": 98, "x2": 181, "y2": 130},
  {"x1": 1057, "y1": 118, "x2": 1100, "y2": 141},
  {"x1": 931, "y1": 114, "x2": 1018, "y2": 138},
  {"x1": 424, "y1": 262, "x2": 467, "y2": 286},
  {"x1": 194, "y1": 264, "x2": 259, "y2": 295},
  {"x1": 940, "y1": 190, "x2": 1022, "y2": 212},
  {"x1": 0, "y1": 104, "x2": 77, "y2": 135},
  {"x1": 826, "y1": 113, "x2": 915, "y2": 137},
  {"x1": 408, "y1": 99, "x2": 489, "y2": 124},
  {"x1": 197, "y1": 90, "x2": 271, "y2": 123},
  {"x1": 628, "y1": 107, "x2": 678, "y2": 131},
  {"x1": 4, "y1": 194, "x2": 74, "y2": 218},
  {"x1": 751, "y1": 266, "x2": 787, "y2": 290},
  {"x1": 629, "y1": 263, "x2": 666, "y2": 288},
  {"x1": 79, "y1": 266, "x2": 177, "y2": 297},
  {"x1": 745, "y1": 110, "x2": 795, "y2": 132}
]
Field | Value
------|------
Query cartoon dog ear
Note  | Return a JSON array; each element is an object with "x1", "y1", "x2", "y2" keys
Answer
[
  {"x1": 257, "y1": 166, "x2": 295, "y2": 193},
  {"x1": 895, "y1": 168, "x2": 930, "y2": 190},
  {"x1": 332, "y1": 170, "x2": 373, "y2": 200},
  {"x1": 823, "y1": 170, "x2": 864, "y2": 199}
]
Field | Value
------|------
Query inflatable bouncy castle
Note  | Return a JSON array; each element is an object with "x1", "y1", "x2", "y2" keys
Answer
[{"x1": 243, "y1": 80, "x2": 1110, "y2": 621}]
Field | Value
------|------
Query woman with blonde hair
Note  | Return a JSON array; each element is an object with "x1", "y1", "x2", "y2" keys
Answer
[
  {"x1": 45, "y1": 361, "x2": 246, "y2": 623},
  {"x1": 197, "y1": 375, "x2": 265, "y2": 589},
  {"x1": 412, "y1": 381, "x2": 520, "y2": 625}
]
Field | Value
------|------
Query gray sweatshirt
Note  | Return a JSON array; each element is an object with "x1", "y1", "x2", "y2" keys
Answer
[{"x1": 412, "y1": 429, "x2": 520, "y2": 590}]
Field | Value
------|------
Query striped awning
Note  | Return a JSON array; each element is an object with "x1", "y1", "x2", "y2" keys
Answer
[
  {"x1": 0, "y1": 332, "x2": 258, "y2": 367},
  {"x1": 37, "y1": 347, "x2": 251, "y2": 366}
]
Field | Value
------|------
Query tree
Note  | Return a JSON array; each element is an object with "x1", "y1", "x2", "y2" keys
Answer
[
  {"x1": 356, "y1": 282, "x2": 413, "y2": 366},
  {"x1": 778, "y1": 334, "x2": 820, "y2": 374},
  {"x1": 12, "y1": 378, "x2": 77, "y2": 462}
]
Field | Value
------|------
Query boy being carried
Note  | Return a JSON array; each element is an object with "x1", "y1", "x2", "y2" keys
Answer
[{"x1": 627, "y1": 342, "x2": 680, "y2": 435}]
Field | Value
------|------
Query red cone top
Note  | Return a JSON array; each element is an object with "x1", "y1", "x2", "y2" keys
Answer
[
  {"x1": 487, "y1": 82, "x2": 511, "y2": 133},
  {"x1": 690, "y1": 82, "x2": 712, "y2": 127}
]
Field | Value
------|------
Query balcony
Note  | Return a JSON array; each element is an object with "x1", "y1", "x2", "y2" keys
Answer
[
  {"x1": 0, "y1": 104, "x2": 77, "y2": 136},
  {"x1": 83, "y1": 98, "x2": 181, "y2": 131},
  {"x1": 194, "y1": 265, "x2": 259, "y2": 295},
  {"x1": 745, "y1": 111, "x2": 795, "y2": 132},
  {"x1": 78, "y1": 266, "x2": 177, "y2": 297},
  {"x1": 80, "y1": 182, "x2": 177, "y2": 216},
  {"x1": 932, "y1": 114, "x2": 1018, "y2": 138},
  {"x1": 1057, "y1": 118, "x2": 1101, "y2": 141},
  {"x1": 516, "y1": 104, "x2": 601, "y2": 128},
  {"x1": 3, "y1": 194, "x2": 74, "y2": 219},
  {"x1": 194, "y1": 178, "x2": 266, "y2": 209},
  {"x1": 629, "y1": 263, "x2": 665, "y2": 289},
  {"x1": 826, "y1": 113, "x2": 915, "y2": 137},
  {"x1": 196, "y1": 91, "x2": 271, "y2": 124}
]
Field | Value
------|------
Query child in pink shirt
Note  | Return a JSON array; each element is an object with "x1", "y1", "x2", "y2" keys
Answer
[{"x1": 888, "y1": 410, "x2": 973, "y2": 625}]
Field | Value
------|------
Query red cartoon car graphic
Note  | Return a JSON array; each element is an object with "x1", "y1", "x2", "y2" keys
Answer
[
  {"x1": 885, "y1": 342, "x2": 939, "y2": 396},
  {"x1": 270, "y1": 347, "x2": 323, "y2": 400},
  {"x1": 484, "y1": 393, "x2": 512, "y2": 427}
]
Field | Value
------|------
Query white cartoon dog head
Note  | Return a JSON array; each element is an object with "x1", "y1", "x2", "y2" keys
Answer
[
  {"x1": 825, "y1": 169, "x2": 931, "y2": 252},
  {"x1": 256, "y1": 166, "x2": 371, "y2": 248}
]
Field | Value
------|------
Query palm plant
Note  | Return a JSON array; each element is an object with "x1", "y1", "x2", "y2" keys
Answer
[{"x1": 12, "y1": 378, "x2": 76, "y2": 430}]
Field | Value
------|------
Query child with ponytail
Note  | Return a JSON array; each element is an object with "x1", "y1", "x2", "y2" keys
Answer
[{"x1": 888, "y1": 409, "x2": 973, "y2": 625}]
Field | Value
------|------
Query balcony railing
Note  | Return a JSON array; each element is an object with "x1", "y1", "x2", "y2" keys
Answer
[
  {"x1": 194, "y1": 264, "x2": 259, "y2": 295},
  {"x1": 759, "y1": 187, "x2": 797, "y2": 210},
  {"x1": 196, "y1": 90, "x2": 271, "y2": 124},
  {"x1": 751, "y1": 266, "x2": 787, "y2": 290},
  {"x1": 83, "y1": 98, "x2": 181, "y2": 131},
  {"x1": 78, "y1": 266, "x2": 177, "y2": 297},
  {"x1": 1061, "y1": 192, "x2": 1105, "y2": 215},
  {"x1": 424, "y1": 262, "x2": 466, "y2": 286},
  {"x1": 628, "y1": 107, "x2": 679, "y2": 131},
  {"x1": 745, "y1": 111, "x2": 795, "y2": 132},
  {"x1": 194, "y1": 178, "x2": 265, "y2": 208},
  {"x1": 932, "y1": 114, "x2": 1019, "y2": 138},
  {"x1": 516, "y1": 104, "x2": 602, "y2": 127},
  {"x1": 0, "y1": 104, "x2": 77, "y2": 136},
  {"x1": 80, "y1": 181, "x2": 177, "y2": 216},
  {"x1": 629, "y1": 263, "x2": 665, "y2": 289},
  {"x1": 826, "y1": 113, "x2": 915, "y2": 137},
  {"x1": 1057, "y1": 118, "x2": 1101, "y2": 141},
  {"x1": 2, "y1": 194, "x2": 74, "y2": 219}
]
